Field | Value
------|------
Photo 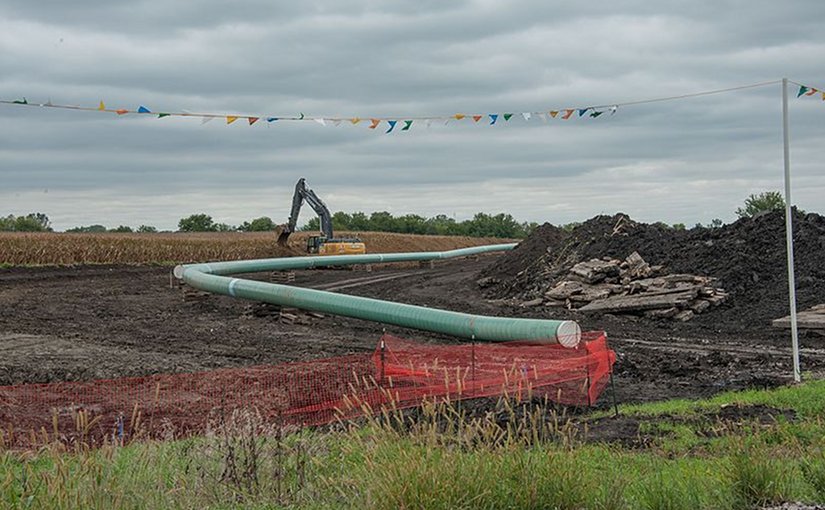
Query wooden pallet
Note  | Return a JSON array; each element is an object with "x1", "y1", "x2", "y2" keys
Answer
[{"x1": 772, "y1": 304, "x2": 825, "y2": 334}]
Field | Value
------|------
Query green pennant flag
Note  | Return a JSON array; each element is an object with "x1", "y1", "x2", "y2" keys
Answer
[
  {"x1": 797, "y1": 86, "x2": 809, "y2": 98},
  {"x1": 12, "y1": 98, "x2": 27, "y2": 104},
  {"x1": 158, "y1": 113, "x2": 171, "y2": 118},
  {"x1": 503, "y1": 113, "x2": 513, "y2": 121},
  {"x1": 402, "y1": 120, "x2": 413, "y2": 131},
  {"x1": 590, "y1": 111, "x2": 603, "y2": 118}
]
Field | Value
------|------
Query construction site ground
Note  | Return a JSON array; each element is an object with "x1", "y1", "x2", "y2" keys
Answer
[{"x1": 2, "y1": 254, "x2": 821, "y2": 409}]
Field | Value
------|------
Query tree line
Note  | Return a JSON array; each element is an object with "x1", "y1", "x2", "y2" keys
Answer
[{"x1": 0, "y1": 191, "x2": 795, "y2": 236}]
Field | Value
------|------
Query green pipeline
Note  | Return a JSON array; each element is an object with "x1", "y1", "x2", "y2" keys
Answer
[{"x1": 174, "y1": 244, "x2": 581, "y2": 347}]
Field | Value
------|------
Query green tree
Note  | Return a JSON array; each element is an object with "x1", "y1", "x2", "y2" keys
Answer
[
  {"x1": 178, "y1": 214, "x2": 216, "y2": 232},
  {"x1": 301, "y1": 217, "x2": 321, "y2": 232},
  {"x1": 736, "y1": 191, "x2": 785, "y2": 218},
  {"x1": 137, "y1": 225, "x2": 158, "y2": 233},
  {"x1": 1, "y1": 213, "x2": 52, "y2": 232},
  {"x1": 67, "y1": 224, "x2": 107, "y2": 233},
  {"x1": 238, "y1": 216, "x2": 275, "y2": 232},
  {"x1": 110, "y1": 225, "x2": 133, "y2": 233},
  {"x1": 709, "y1": 218, "x2": 723, "y2": 229}
]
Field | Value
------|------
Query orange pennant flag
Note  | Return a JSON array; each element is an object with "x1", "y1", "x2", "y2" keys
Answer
[
  {"x1": 549, "y1": 111, "x2": 559, "y2": 118},
  {"x1": 369, "y1": 118, "x2": 380, "y2": 129},
  {"x1": 822, "y1": 91, "x2": 825, "y2": 101},
  {"x1": 226, "y1": 116, "x2": 238, "y2": 124},
  {"x1": 248, "y1": 117, "x2": 259, "y2": 125},
  {"x1": 472, "y1": 115, "x2": 482, "y2": 122},
  {"x1": 562, "y1": 109, "x2": 574, "y2": 120},
  {"x1": 115, "y1": 109, "x2": 129, "y2": 115},
  {"x1": 98, "y1": 100, "x2": 106, "y2": 111},
  {"x1": 350, "y1": 117, "x2": 361, "y2": 124},
  {"x1": 454, "y1": 114, "x2": 466, "y2": 120}
]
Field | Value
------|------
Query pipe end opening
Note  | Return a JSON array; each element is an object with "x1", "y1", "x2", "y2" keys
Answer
[{"x1": 556, "y1": 321, "x2": 581, "y2": 348}]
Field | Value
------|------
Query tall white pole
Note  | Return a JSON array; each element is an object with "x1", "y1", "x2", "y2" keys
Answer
[{"x1": 782, "y1": 77, "x2": 801, "y2": 383}]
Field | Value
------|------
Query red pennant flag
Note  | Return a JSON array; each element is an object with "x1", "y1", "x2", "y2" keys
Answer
[
  {"x1": 115, "y1": 109, "x2": 129, "y2": 115},
  {"x1": 248, "y1": 117, "x2": 259, "y2": 125},
  {"x1": 472, "y1": 115, "x2": 482, "y2": 122},
  {"x1": 562, "y1": 109, "x2": 574, "y2": 120},
  {"x1": 549, "y1": 111, "x2": 559, "y2": 118},
  {"x1": 369, "y1": 118, "x2": 380, "y2": 129},
  {"x1": 806, "y1": 88, "x2": 818, "y2": 96}
]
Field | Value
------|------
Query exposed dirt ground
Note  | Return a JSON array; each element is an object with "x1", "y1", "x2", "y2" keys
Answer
[{"x1": 2, "y1": 253, "x2": 822, "y2": 407}]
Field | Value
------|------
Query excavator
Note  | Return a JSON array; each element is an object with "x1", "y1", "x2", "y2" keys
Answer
[{"x1": 275, "y1": 178, "x2": 366, "y2": 255}]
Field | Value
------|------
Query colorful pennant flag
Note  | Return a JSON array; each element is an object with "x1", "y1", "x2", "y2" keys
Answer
[
  {"x1": 98, "y1": 101, "x2": 105, "y2": 111},
  {"x1": 503, "y1": 113, "x2": 513, "y2": 121},
  {"x1": 248, "y1": 117, "x2": 259, "y2": 125},
  {"x1": 369, "y1": 118, "x2": 380, "y2": 129},
  {"x1": 158, "y1": 113, "x2": 170, "y2": 118},
  {"x1": 578, "y1": 108, "x2": 589, "y2": 117},
  {"x1": 137, "y1": 105, "x2": 151, "y2": 113},
  {"x1": 489, "y1": 114, "x2": 498, "y2": 125},
  {"x1": 562, "y1": 109, "x2": 574, "y2": 120},
  {"x1": 386, "y1": 120, "x2": 397, "y2": 133},
  {"x1": 267, "y1": 117, "x2": 278, "y2": 122},
  {"x1": 797, "y1": 86, "x2": 809, "y2": 97},
  {"x1": 226, "y1": 116, "x2": 238, "y2": 124},
  {"x1": 454, "y1": 114, "x2": 466, "y2": 120},
  {"x1": 350, "y1": 117, "x2": 361, "y2": 125},
  {"x1": 402, "y1": 120, "x2": 413, "y2": 131},
  {"x1": 116, "y1": 109, "x2": 128, "y2": 115},
  {"x1": 805, "y1": 87, "x2": 817, "y2": 96},
  {"x1": 522, "y1": 112, "x2": 531, "y2": 121},
  {"x1": 549, "y1": 110, "x2": 559, "y2": 118},
  {"x1": 12, "y1": 98, "x2": 27, "y2": 104},
  {"x1": 472, "y1": 115, "x2": 482, "y2": 122},
  {"x1": 590, "y1": 111, "x2": 603, "y2": 118}
]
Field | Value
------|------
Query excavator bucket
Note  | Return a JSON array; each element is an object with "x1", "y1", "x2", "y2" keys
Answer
[{"x1": 275, "y1": 224, "x2": 291, "y2": 246}]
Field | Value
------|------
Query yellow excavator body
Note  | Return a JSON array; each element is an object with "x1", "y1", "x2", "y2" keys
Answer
[{"x1": 318, "y1": 240, "x2": 367, "y2": 256}]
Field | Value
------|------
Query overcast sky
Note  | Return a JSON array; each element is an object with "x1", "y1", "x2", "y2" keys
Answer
[{"x1": 1, "y1": 1, "x2": 823, "y2": 231}]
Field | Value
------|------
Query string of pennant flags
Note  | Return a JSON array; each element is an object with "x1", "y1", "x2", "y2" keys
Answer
[{"x1": 0, "y1": 80, "x2": 820, "y2": 134}]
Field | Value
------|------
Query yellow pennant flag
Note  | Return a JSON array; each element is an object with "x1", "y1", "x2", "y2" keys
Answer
[
  {"x1": 350, "y1": 117, "x2": 361, "y2": 125},
  {"x1": 226, "y1": 116, "x2": 238, "y2": 124},
  {"x1": 549, "y1": 111, "x2": 559, "y2": 118},
  {"x1": 454, "y1": 114, "x2": 466, "y2": 120},
  {"x1": 98, "y1": 100, "x2": 105, "y2": 111},
  {"x1": 822, "y1": 91, "x2": 825, "y2": 101}
]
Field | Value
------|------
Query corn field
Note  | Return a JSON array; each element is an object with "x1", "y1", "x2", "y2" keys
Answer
[{"x1": 0, "y1": 232, "x2": 507, "y2": 266}]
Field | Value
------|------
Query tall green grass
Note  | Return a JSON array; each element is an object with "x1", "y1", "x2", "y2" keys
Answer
[{"x1": 2, "y1": 381, "x2": 825, "y2": 509}]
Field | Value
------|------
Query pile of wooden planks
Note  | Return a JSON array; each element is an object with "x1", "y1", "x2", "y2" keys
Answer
[
  {"x1": 540, "y1": 252, "x2": 727, "y2": 321},
  {"x1": 772, "y1": 304, "x2": 825, "y2": 335},
  {"x1": 242, "y1": 303, "x2": 325, "y2": 324}
]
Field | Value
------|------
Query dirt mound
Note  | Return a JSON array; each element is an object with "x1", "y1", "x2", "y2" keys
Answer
[{"x1": 482, "y1": 210, "x2": 825, "y2": 328}]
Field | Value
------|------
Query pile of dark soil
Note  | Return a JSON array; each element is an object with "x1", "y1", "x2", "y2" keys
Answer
[{"x1": 482, "y1": 210, "x2": 825, "y2": 328}]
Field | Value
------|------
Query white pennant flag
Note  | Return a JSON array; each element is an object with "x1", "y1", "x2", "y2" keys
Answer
[
  {"x1": 521, "y1": 112, "x2": 531, "y2": 121},
  {"x1": 426, "y1": 119, "x2": 433, "y2": 129},
  {"x1": 609, "y1": 105, "x2": 618, "y2": 115},
  {"x1": 314, "y1": 118, "x2": 327, "y2": 126},
  {"x1": 537, "y1": 113, "x2": 547, "y2": 123},
  {"x1": 332, "y1": 119, "x2": 341, "y2": 127},
  {"x1": 201, "y1": 117, "x2": 214, "y2": 124}
]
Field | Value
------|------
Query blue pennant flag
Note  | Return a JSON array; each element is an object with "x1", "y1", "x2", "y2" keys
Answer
[
  {"x1": 386, "y1": 120, "x2": 397, "y2": 133},
  {"x1": 266, "y1": 117, "x2": 278, "y2": 122},
  {"x1": 489, "y1": 114, "x2": 498, "y2": 125},
  {"x1": 137, "y1": 105, "x2": 151, "y2": 113},
  {"x1": 578, "y1": 108, "x2": 589, "y2": 117}
]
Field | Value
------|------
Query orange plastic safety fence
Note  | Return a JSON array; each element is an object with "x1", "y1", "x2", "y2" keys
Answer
[{"x1": 0, "y1": 332, "x2": 614, "y2": 449}]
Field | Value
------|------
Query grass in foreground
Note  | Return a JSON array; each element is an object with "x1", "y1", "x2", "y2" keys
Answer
[{"x1": 3, "y1": 381, "x2": 825, "y2": 509}]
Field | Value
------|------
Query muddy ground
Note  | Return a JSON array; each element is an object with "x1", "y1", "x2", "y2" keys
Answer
[{"x1": 1, "y1": 255, "x2": 823, "y2": 407}]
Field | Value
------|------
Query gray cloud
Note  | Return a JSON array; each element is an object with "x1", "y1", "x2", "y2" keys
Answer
[{"x1": 1, "y1": 0, "x2": 824, "y2": 231}]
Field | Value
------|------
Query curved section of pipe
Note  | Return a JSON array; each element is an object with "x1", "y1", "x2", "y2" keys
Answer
[{"x1": 174, "y1": 244, "x2": 581, "y2": 347}]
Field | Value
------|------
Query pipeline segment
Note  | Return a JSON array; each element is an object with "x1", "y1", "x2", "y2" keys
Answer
[{"x1": 174, "y1": 244, "x2": 581, "y2": 347}]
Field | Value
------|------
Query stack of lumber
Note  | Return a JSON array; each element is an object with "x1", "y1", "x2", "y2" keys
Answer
[
  {"x1": 540, "y1": 252, "x2": 727, "y2": 321},
  {"x1": 242, "y1": 303, "x2": 325, "y2": 324},
  {"x1": 772, "y1": 304, "x2": 825, "y2": 335}
]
